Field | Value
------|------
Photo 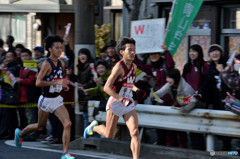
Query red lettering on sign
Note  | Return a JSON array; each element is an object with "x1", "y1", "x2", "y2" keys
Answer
[{"x1": 134, "y1": 25, "x2": 145, "y2": 35}]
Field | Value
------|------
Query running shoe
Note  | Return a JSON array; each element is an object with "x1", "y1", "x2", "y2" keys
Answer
[
  {"x1": 83, "y1": 120, "x2": 98, "y2": 138},
  {"x1": 61, "y1": 153, "x2": 75, "y2": 159},
  {"x1": 14, "y1": 128, "x2": 23, "y2": 148}
]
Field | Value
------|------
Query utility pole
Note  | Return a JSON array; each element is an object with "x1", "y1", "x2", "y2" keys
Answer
[
  {"x1": 74, "y1": 0, "x2": 95, "y2": 58},
  {"x1": 74, "y1": 0, "x2": 95, "y2": 138}
]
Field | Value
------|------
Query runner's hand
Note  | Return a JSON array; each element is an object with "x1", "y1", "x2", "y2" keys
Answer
[
  {"x1": 63, "y1": 84, "x2": 69, "y2": 91},
  {"x1": 121, "y1": 98, "x2": 132, "y2": 107}
]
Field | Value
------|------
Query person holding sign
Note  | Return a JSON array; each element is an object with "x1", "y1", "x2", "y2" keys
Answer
[
  {"x1": 134, "y1": 43, "x2": 175, "y2": 105},
  {"x1": 14, "y1": 35, "x2": 75, "y2": 159},
  {"x1": 84, "y1": 37, "x2": 146, "y2": 159},
  {"x1": 133, "y1": 43, "x2": 175, "y2": 146}
]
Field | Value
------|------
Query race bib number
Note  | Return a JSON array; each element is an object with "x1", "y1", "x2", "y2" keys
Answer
[
  {"x1": 119, "y1": 83, "x2": 133, "y2": 98},
  {"x1": 49, "y1": 78, "x2": 62, "y2": 93}
]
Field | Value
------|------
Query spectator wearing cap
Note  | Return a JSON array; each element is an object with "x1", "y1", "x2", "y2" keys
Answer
[
  {"x1": 199, "y1": 45, "x2": 233, "y2": 151},
  {"x1": 199, "y1": 44, "x2": 229, "y2": 110},
  {"x1": 104, "y1": 40, "x2": 120, "y2": 69},
  {"x1": 33, "y1": 46, "x2": 46, "y2": 68}
]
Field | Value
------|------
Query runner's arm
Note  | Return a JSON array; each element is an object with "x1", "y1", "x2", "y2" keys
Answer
[
  {"x1": 104, "y1": 62, "x2": 124, "y2": 101},
  {"x1": 36, "y1": 61, "x2": 62, "y2": 87}
]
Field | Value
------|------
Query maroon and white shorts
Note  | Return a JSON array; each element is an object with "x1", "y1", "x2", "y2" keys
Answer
[{"x1": 106, "y1": 96, "x2": 135, "y2": 117}]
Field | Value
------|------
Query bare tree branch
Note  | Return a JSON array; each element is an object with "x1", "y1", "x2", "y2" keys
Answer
[
  {"x1": 122, "y1": 0, "x2": 132, "y2": 12},
  {"x1": 130, "y1": 0, "x2": 142, "y2": 21}
]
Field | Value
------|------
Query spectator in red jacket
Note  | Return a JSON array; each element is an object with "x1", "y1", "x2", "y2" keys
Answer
[
  {"x1": 16, "y1": 48, "x2": 40, "y2": 140},
  {"x1": 182, "y1": 44, "x2": 209, "y2": 150}
]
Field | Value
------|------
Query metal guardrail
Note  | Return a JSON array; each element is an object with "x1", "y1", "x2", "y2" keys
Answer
[{"x1": 92, "y1": 103, "x2": 240, "y2": 151}]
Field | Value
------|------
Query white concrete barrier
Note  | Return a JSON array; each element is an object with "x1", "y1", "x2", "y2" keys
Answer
[{"x1": 93, "y1": 104, "x2": 240, "y2": 151}]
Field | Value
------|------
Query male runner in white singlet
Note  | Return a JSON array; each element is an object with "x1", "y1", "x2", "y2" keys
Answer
[
  {"x1": 14, "y1": 35, "x2": 75, "y2": 159},
  {"x1": 84, "y1": 37, "x2": 146, "y2": 159}
]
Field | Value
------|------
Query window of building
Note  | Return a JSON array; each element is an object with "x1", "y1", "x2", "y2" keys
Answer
[
  {"x1": 0, "y1": 14, "x2": 11, "y2": 43},
  {"x1": 221, "y1": 5, "x2": 240, "y2": 55},
  {"x1": 191, "y1": 7, "x2": 211, "y2": 29},
  {"x1": 114, "y1": 12, "x2": 122, "y2": 41},
  {"x1": 223, "y1": 7, "x2": 240, "y2": 29},
  {"x1": 11, "y1": 14, "x2": 26, "y2": 43}
]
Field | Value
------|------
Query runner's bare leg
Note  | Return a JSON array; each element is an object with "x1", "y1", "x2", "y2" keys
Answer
[
  {"x1": 19, "y1": 108, "x2": 49, "y2": 136},
  {"x1": 54, "y1": 105, "x2": 72, "y2": 153},
  {"x1": 93, "y1": 110, "x2": 119, "y2": 138},
  {"x1": 123, "y1": 109, "x2": 140, "y2": 159}
]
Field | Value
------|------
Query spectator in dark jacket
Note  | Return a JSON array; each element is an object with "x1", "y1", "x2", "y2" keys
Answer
[
  {"x1": 0, "y1": 51, "x2": 21, "y2": 139},
  {"x1": 199, "y1": 44, "x2": 228, "y2": 110},
  {"x1": 199, "y1": 44, "x2": 231, "y2": 151},
  {"x1": 77, "y1": 48, "x2": 96, "y2": 129}
]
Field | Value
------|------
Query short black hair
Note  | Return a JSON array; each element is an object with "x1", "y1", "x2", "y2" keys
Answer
[
  {"x1": 44, "y1": 35, "x2": 63, "y2": 53},
  {"x1": 7, "y1": 35, "x2": 14, "y2": 44},
  {"x1": 7, "y1": 50, "x2": 17, "y2": 58},
  {"x1": 106, "y1": 40, "x2": 116, "y2": 48},
  {"x1": 0, "y1": 39, "x2": 4, "y2": 47},
  {"x1": 21, "y1": 48, "x2": 32, "y2": 57},
  {"x1": 95, "y1": 59, "x2": 108, "y2": 69},
  {"x1": 15, "y1": 44, "x2": 25, "y2": 49},
  {"x1": 115, "y1": 37, "x2": 136, "y2": 55}
]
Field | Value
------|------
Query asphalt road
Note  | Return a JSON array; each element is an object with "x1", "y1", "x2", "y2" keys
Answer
[{"x1": 0, "y1": 139, "x2": 131, "y2": 159}]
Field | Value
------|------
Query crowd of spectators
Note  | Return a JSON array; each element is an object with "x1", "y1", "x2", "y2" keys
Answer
[{"x1": 0, "y1": 34, "x2": 239, "y2": 151}]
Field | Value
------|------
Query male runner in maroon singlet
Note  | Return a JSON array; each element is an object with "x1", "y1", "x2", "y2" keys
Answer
[{"x1": 84, "y1": 37, "x2": 146, "y2": 159}]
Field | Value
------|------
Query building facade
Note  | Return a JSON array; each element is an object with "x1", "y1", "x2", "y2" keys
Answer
[{"x1": 116, "y1": 0, "x2": 240, "y2": 70}]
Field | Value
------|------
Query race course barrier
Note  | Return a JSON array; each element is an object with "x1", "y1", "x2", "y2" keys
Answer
[{"x1": 94, "y1": 104, "x2": 240, "y2": 151}]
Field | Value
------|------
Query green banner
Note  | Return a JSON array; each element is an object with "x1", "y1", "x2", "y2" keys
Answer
[{"x1": 165, "y1": 0, "x2": 203, "y2": 55}]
